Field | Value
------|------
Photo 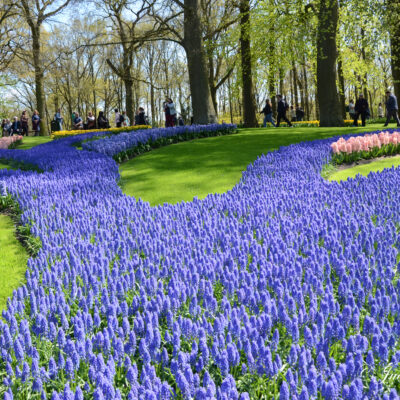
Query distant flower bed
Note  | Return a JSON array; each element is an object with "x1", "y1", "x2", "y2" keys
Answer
[
  {"x1": 277, "y1": 120, "x2": 355, "y2": 127},
  {"x1": 0, "y1": 135, "x2": 22, "y2": 149},
  {"x1": 331, "y1": 131, "x2": 400, "y2": 164},
  {"x1": 83, "y1": 123, "x2": 238, "y2": 162},
  {"x1": 51, "y1": 125, "x2": 150, "y2": 139}
]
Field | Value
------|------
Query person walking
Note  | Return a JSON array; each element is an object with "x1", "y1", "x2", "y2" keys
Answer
[
  {"x1": 296, "y1": 105, "x2": 305, "y2": 122},
  {"x1": 54, "y1": 108, "x2": 63, "y2": 130},
  {"x1": 353, "y1": 94, "x2": 369, "y2": 127},
  {"x1": 378, "y1": 103, "x2": 384, "y2": 119},
  {"x1": 164, "y1": 98, "x2": 176, "y2": 127},
  {"x1": 115, "y1": 109, "x2": 122, "y2": 127},
  {"x1": 97, "y1": 111, "x2": 109, "y2": 129},
  {"x1": 348, "y1": 100, "x2": 355, "y2": 120},
  {"x1": 121, "y1": 111, "x2": 130, "y2": 127},
  {"x1": 20, "y1": 111, "x2": 29, "y2": 136},
  {"x1": 290, "y1": 105, "x2": 297, "y2": 122},
  {"x1": 259, "y1": 99, "x2": 276, "y2": 127},
  {"x1": 276, "y1": 95, "x2": 292, "y2": 127},
  {"x1": 135, "y1": 107, "x2": 147, "y2": 125},
  {"x1": 32, "y1": 111, "x2": 40, "y2": 136},
  {"x1": 383, "y1": 90, "x2": 400, "y2": 127}
]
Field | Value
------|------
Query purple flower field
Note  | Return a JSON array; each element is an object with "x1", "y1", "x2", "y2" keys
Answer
[{"x1": 0, "y1": 126, "x2": 400, "y2": 399}]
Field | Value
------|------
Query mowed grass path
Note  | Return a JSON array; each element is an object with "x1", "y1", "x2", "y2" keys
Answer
[
  {"x1": 329, "y1": 155, "x2": 400, "y2": 182},
  {"x1": 0, "y1": 136, "x2": 49, "y2": 311},
  {"x1": 17, "y1": 136, "x2": 52, "y2": 150},
  {"x1": 0, "y1": 215, "x2": 27, "y2": 311},
  {"x1": 120, "y1": 124, "x2": 385, "y2": 205}
]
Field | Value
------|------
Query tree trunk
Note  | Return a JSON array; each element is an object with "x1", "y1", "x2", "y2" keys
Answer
[
  {"x1": 239, "y1": 0, "x2": 258, "y2": 127},
  {"x1": 316, "y1": 0, "x2": 343, "y2": 126},
  {"x1": 337, "y1": 59, "x2": 346, "y2": 119},
  {"x1": 389, "y1": 1, "x2": 400, "y2": 101},
  {"x1": 302, "y1": 58, "x2": 310, "y2": 121},
  {"x1": 124, "y1": 78, "x2": 134, "y2": 124},
  {"x1": 292, "y1": 62, "x2": 299, "y2": 106},
  {"x1": 290, "y1": 69, "x2": 294, "y2": 105},
  {"x1": 183, "y1": 0, "x2": 217, "y2": 124},
  {"x1": 32, "y1": 28, "x2": 48, "y2": 135}
]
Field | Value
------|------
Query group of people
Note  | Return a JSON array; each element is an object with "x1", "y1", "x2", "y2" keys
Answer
[
  {"x1": 1, "y1": 98, "x2": 188, "y2": 136},
  {"x1": 260, "y1": 95, "x2": 305, "y2": 128},
  {"x1": 71, "y1": 107, "x2": 153, "y2": 131},
  {"x1": 163, "y1": 98, "x2": 185, "y2": 127},
  {"x1": 348, "y1": 90, "x2": 400, "y2": 127},
  {"x1": 1, "y1": 110, "x2": 41, "y2": 137}
]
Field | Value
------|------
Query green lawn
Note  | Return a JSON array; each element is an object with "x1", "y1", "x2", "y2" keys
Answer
[
  {"x1": 0, "y1": 162, "x2": 11, "y2": 170},
  {"x1": 328, "y1": 155, "x2": 400, "y2": 182},
  {"x1": 17, "y1": 135, "x2": 52, "y2": 150},
  {"x1": 0, "y1": 215, "x2": 27, "y2": 311},
  {"x1": 119, "y1": 124, "x2": 384, "y2": 205}
]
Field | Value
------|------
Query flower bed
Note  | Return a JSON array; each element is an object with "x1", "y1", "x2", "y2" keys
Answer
[
  {"x1": 331, "y1": 131, "x2": 400, "y2": 164},
  {"x1": 266, "y1": 120, "x2": 356, "y2": 127},
  {"x1": 82, "y1": 123, "x2": 238, "y2": 162},
  {"x1": 0, "y1": 129, "x2": 399, "y2": 398},
  {"x1": 51, "y1": 125, "x2": 150, "y2": 139},
  {"x1": 0, "y1": 135, "x2": 23, "y2": 149}
]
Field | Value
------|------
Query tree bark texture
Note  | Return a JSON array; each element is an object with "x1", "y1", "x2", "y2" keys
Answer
[
  {"x1": 316, "y1": 0, "x2": 344, "y2": 126},
  {"x1": 183, "y1": 0, "x2": 217, "y2": 124},
  {"x1": 337, "y1": 59, "x2": 346, "y2": 119},
  {"x1": 389, "y1": 0, "x2": 400, "y2": 101},
  {"x1": 239, "y1": 0, "x2": 258, "y2": 127},
  {"x1": 302, "y1": 58, "x2": 310, "y2": 120},
  {"x1": 32, "y1": 27, "x2": 48, "y2": 135}
]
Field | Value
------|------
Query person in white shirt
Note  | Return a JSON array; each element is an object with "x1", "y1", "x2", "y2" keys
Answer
[
  {"x1": 122, "y1": 111, "x2": 130, "y2": 127},
  {"x1": 164, "y1": 98, "x2": 177, "y2": 127},
  {"x1": 378, "y1": 103, "x2": 384, "y2": 118},
  {"x1": 348, "y1": 100, "x2": 355, "y2": 120}
]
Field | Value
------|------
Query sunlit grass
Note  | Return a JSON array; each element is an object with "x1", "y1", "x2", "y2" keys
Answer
[
  {"x1": 0, "y1": 215, "x2": 27, "y2": 311},
  {"x1": 329, "y1": 155, "x2": 400, "y2": 182},
  {"x1": 120, "y1": 124, "x2": 384, "y2": 205}
]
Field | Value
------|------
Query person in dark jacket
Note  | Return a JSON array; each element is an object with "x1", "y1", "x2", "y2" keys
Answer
[
  {"x1": 10, "y1": 117, "x2": 21, "y2": 136},
  {"x1": 353, "y1": 94, "x2": 369, "y2": 127},
  {"x1": 260, "y1": 99, "x2": 276, "y2": 127},
  {"x1": 276, "y1": 95, "x2": 292, "y2": 127},
  {"x1": 20, "y1": 111, "x2": 29, "y2": 136},
  {"x1": 384, "y1": 90, "x2": 400, "y2": 127},
  {"x1": 135, "y1": 107, "x2": 147, "y2": 125},
  {"x1": 296, "y1": 106, "x2": 305, "y2": 122},
  {"x1": 32, "y1": 110, "x2": 40, "y2": 136},
  {"x1": 97, "y1": 111, "x2": 110, "y2": 129}
]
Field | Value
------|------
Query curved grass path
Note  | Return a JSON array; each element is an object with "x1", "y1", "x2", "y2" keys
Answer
[
  {"x1": 329, "y1": 155, "x2": 400, "y2": 182},
  {"x1": 0, "y1": 137, "x2": 49, "y2": 312},
  {"x1": 120, "y1": 124, "x2": 384, "y2": 205},
  {"x1": 0, "y1": 215, "x2": 27, "y2": 311}
]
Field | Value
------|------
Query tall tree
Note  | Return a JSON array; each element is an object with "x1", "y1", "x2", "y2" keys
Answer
[
  {"x1": 239, "y1": 0, "x2": 258, "y2": 127},
  {"x1": 99, "y1": 0, "x2": 161, "y2": 124},
  {"x1": 183, "y1": 0, "x2": 218, "y2": 123},
  {"x1": 315, "y1": 0, "x2": 343, "y2": 126},
  {"x1": 388, "y1": 0, "x2": 400, "y2": 101},
  {"x1": 154, "y1": 0, "x2": 218, "y2": 123},
  {"x1": 16, "y1": 0, "x2": 73, "y2": 135}
]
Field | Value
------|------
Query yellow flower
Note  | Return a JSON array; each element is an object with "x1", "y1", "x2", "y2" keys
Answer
[{"x1": 51, "y1": 125, "x2": 151, "y2": 139}]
